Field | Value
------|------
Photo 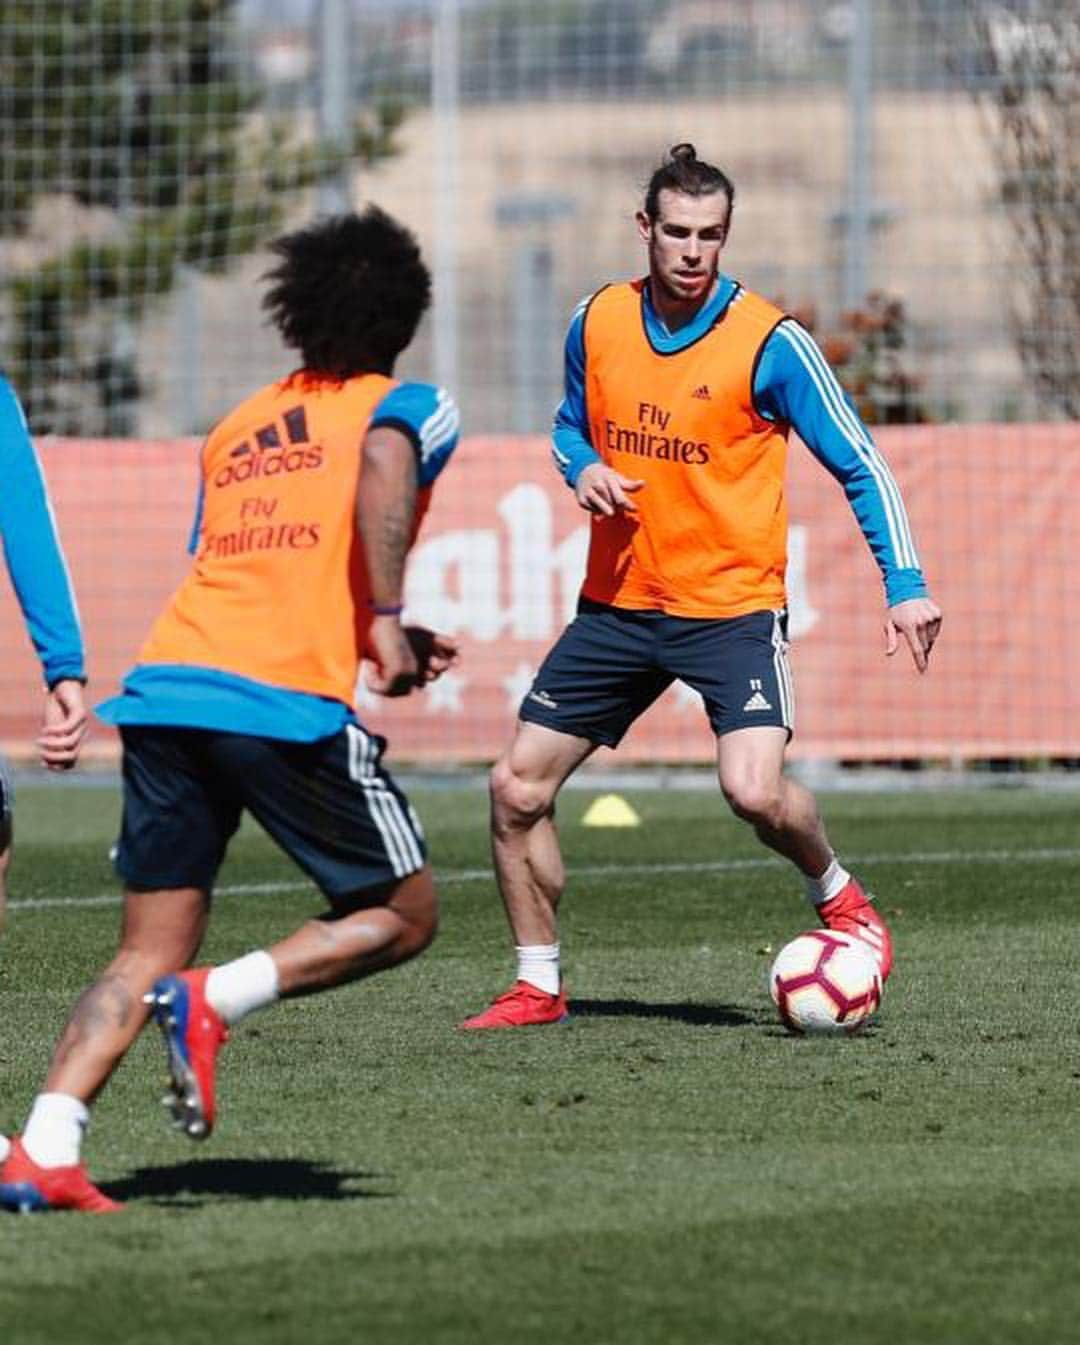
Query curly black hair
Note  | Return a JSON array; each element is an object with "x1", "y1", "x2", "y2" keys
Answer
[
  {"x1": 261, "y1": 208, "x2": 432, "y2": 378},
  {"x1": 643, "y1": 143, "x2": 735, "y2": 226}
]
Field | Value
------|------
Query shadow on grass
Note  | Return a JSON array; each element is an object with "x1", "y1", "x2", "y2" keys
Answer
[
  {"x1": 570, "y1": 997, "x2": 761, "y2": 1027},
  {"x1": 105, "y1": 1157, "x2": 394, "y2": 1209}
]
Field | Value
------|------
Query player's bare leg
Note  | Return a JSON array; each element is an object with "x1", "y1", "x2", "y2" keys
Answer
[
  {"x1": 269, "y1": 865, "x2": 438, "y2": 994},
  {"x1": 717, "y1": 725, "x2": 893, "y2": 978},
  {"x1": 490, "y1": 724, "x2": 595, "y2": 944},
  {"x1": 0, "y1": 887, "x2": 208, "y2": 1213},
  {"x1": 717, "y1": 726, "x2": 833, "y2": 874},
  {"x1": 44, "y1": 886, "x2": 210, "y2": 1103},
  {"x1": 462, "y1": 722, "x2": 594, "y2": 1028},
  {"x1": 145, "y1": 867, "x2": 439, "y2": 1139}
]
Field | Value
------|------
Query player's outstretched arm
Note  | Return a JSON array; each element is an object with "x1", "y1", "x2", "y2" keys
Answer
[
  {"x1": 574, "y1": 462, "x2": 645, "y2": 516},
  {"x1": 884, "y1": 596, "x2": 943, "y2": 674},
  {"x1": 38, "y1": 678, "x2": 88, "y2": 771}
]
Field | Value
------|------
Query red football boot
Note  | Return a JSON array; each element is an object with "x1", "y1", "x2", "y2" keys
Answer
[
  {"x1": 145, "y1": 968, "x2": 228, "y2": 1140},
  {"x1": 460, "y1": 980, "x2": 569, "y2": 1029},
  {"x1": 818, "y1": 877, "x2": 893, "y2": 982},
  {"x1": 0, "y1": 1138, "x2": 122, "y2": 1214}
]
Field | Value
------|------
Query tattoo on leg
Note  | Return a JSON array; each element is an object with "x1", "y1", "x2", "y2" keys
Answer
[{"x1": 53, "y1": 974, "x2": 138, "y2": 1067}]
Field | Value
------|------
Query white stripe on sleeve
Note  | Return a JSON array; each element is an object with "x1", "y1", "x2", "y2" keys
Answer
[{"x1": 777, "y1": 323, "x2": 920, "y2": 571}]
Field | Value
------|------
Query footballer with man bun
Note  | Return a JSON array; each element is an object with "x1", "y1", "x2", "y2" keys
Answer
[{"x1": 463, "y1": 144, "x2": 942, "y2": 1030}]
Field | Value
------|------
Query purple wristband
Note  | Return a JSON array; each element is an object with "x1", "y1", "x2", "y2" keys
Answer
[{"x1": 369, "y1": 602, "x2": 405, "y2": 617}]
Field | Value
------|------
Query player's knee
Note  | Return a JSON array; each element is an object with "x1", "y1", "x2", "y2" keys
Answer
[
  {"x1": 490, "y1": 758, "x2": 553, "y2": 833},
  {"x1": 721, "y1": 774, "x2": 784, "y2": 829},
  {"x1": 109, "y1": 944, "x2": 188, "y2": 986}
]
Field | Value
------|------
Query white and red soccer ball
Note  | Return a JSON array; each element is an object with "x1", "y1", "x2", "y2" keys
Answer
[{"x1": 769, "y1": 930, "x2": 882, "y2": 1034}]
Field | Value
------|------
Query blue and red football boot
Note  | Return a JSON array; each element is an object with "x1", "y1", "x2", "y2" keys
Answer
[
  {"x1": 145, "y1": 968, "x2": 229, "y2": 1140},
  {"x1": 0, "y1": 1137, "x2": 121, "y2": 1214}
]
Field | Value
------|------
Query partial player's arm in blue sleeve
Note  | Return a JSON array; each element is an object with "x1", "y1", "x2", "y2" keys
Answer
[
  {"x1": 552, "y1": 299, "x2": 601, "y2": 487},
  {"x1": 753, "y1": 321, "x2": 927, "y2": 607},
  {"x1": 0, "y1": 376, "x2": 85, "y2": 686},
  {"x1": 755, "y1": 321, "x2": 943, "y2": 672},
  {"x1": 371, "y1": 382, "x2": 460, "y2": 488}
]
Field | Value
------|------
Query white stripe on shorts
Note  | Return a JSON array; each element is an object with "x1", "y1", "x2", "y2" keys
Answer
[
  {"x1": 771, "y1": 610, "x2": 795, "y2": 731},
  {"x1": 345, "y1": 724, "x2": 424, "y2": 877}
]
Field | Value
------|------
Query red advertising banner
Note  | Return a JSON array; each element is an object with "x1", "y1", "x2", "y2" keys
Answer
[{"x1": 1, "y1": 425, "x2": 1078, "y2": 762}]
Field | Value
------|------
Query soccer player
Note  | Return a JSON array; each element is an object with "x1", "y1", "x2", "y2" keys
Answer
[
  {"x1": 0, "y1": 374, "x2": 87, "y2": 1167},
  {"x1": 0, "y1": 372, "x2": 88, "y2": 939},
  {"x1": 0, "y1": 208, "x2": 460, "y2": 1212},
  {"x1": 463, "y1": 144, "x2": 942, "y2": 1030}
]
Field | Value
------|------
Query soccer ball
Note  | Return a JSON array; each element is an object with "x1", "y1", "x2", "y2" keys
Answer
[{"x1": 768, "y1": 930, "x2": 882, "y2": 1035}]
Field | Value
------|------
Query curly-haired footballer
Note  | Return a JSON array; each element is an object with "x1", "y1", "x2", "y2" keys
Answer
[{"x1": 2, "y1": 208, "x2": 460, "y2": 1213}]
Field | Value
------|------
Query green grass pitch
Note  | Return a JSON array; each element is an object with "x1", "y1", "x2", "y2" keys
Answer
[{"x1": 1, "y1": 779, "x2": 1079, "y2": 1344}]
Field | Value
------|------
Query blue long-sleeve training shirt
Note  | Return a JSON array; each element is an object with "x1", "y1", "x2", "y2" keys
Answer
[
  {"x1": 0, "y1": 374, "x2": 85, "y2": 687},
  {"x1": 551, "y1": 277, "x2": 927, "y2": 608}
]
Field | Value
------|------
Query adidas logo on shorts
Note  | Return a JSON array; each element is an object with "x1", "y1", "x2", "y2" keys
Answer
[
  {"x1": 743, "y1": 677, "x2": 772, "y2": 713},
  {"x1": 743, "y1": 689, "x2": 773, "y2": 712}
]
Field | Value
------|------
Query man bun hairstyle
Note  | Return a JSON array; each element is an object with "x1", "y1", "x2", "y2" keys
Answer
[
  {"x1": 643, "y1": 143, "x2": 735, "y2": 224},
  {"x1": 262, "y1": 207, "x2": 432, "y2": 378}
]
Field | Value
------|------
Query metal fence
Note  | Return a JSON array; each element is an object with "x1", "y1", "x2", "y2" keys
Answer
[{"x1": 1, "y1": 0, "x2": 1076, "y2": 437}]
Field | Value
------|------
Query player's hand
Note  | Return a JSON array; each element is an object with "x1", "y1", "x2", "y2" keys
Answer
[
  {"x1": 365, "y1": 615, "x2": 421, "y2": 697},
  {"x1": 404, "y1": 626, "x2": 460, "y2": 684},
  {"x1": 38, "y1": 678, "x2": 88, "y2": 771},
  {"x1": 884, "y1": 597, "x2": 943, "y2": 674},
  {"x1": 574, "y1": 463, "x2": 645, "y2": 516}
]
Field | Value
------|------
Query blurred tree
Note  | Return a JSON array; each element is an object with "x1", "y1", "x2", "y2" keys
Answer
[
  {"x1": 0, "y1": 0, "x2": 404, "y2": 433},
  {"x1": 921, "y1": 0, "x2": 1079, "y2": 418}
]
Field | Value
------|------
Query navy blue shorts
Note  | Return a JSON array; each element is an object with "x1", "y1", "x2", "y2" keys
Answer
[
  {"x1": 519, "y1": 600, "x2": 794, "y2": 747},
  {"x1": 0, "y1": 754, "x2": 12, "y2": 851},
  {"x1": 115, "y1": 724, "x2": 426, "y2": 900}
]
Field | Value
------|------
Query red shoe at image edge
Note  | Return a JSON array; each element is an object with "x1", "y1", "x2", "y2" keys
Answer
[
  {"x1": 818, "y1": 877, "x2": 894, "y2": 982},
  {"x1": 0, "y1": 1138, "x2": 121, "y2": 1214},
  {"x1": 461, "y1": 980, "x2": 569, "y2": 1029}
]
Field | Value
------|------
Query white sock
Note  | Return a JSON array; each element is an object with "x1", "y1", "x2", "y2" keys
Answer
[
  {"x1": 516, "y1": 943, "x2": 560, "y2": 996},
  {"x1": 804, "y1": 857, "x2": 850, "y2": 906},
  {"x1": 206, "y1": 950, "x2": 280, "y2": 1026},
  {"x1": 22, "y1": 1092, "x2": 89, "y2": 1168}
]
